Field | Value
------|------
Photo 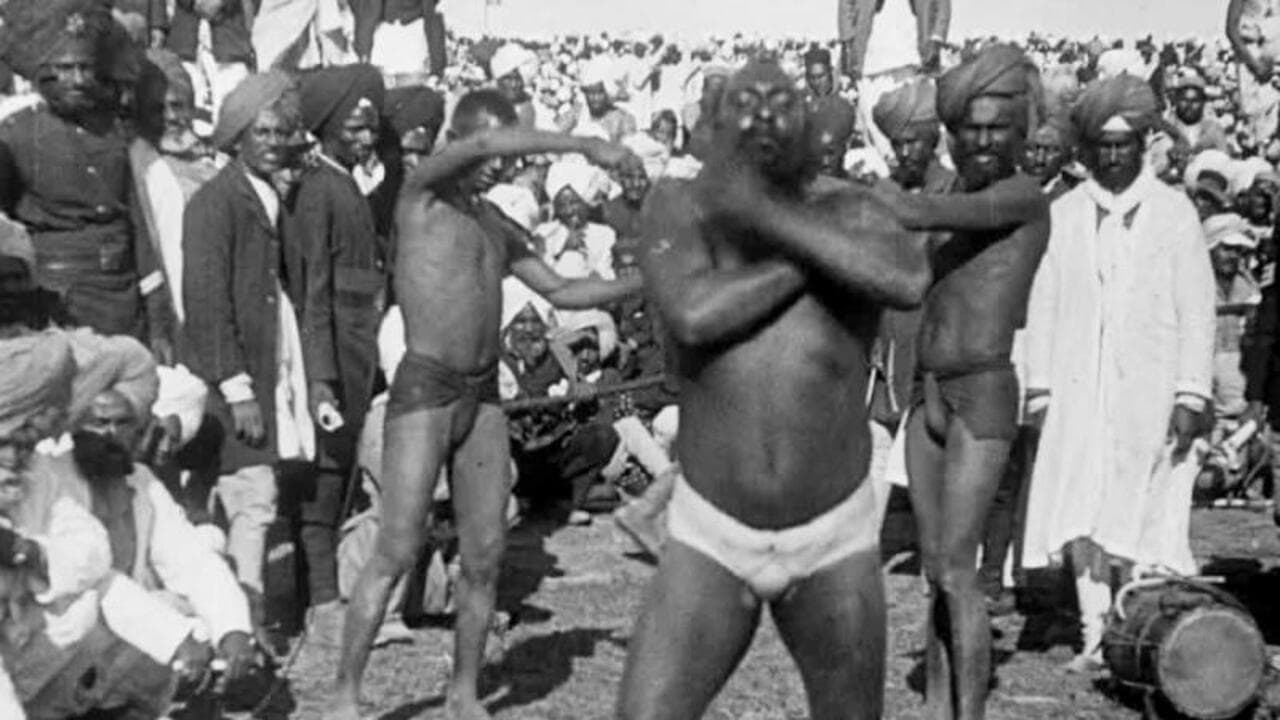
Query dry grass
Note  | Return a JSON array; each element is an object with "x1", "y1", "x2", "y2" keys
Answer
[{"x1": 274, "y1": 504, "x2": 1280, "y2": 720}]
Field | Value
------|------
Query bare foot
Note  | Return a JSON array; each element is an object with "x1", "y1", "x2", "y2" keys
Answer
[{"x1": 444, "y1": 694, "x2": 493, "y2": 720}]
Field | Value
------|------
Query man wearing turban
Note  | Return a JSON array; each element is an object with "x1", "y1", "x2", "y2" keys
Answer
[
  {"x1": 873, "y1": 78, "x2": 954, "y2": 192},
  {"x1": 1022, "y1": 74, "x2": 1215, "y2": 673},
  {"x1": 574, "y1": 55, "x2": 638, "y2": 144},
  {"x1": 872, "y1": 42, "x2": 1051, "y2": 718},
  {"x1": 0, "y1": 0, "x2": 175, "y2": 353},
  {"x1": 1022, "y1": 114, "x2": 1080, "y2": 201},
  {"x1": 489, "y1": 43, "x2": 536, "y2": 128},
  {"x1": 386, "y1": 85, "x2": 445, "y2": 167},
  {"x1": 281, "y1": 64, "x2": 390, "y2": 645},
  {"x1": 183, "y1": 71, "x2": 313, "y2": 624}
]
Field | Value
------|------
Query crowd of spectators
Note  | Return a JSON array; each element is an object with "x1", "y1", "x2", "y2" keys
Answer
[{"x1": 4, "y1": 0, "x2": 1280, "y2": 716}]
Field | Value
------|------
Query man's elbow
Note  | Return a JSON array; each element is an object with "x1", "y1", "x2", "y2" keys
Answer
[{"x1": 666, "y1": 307, "x2": 716, "y2": 347}]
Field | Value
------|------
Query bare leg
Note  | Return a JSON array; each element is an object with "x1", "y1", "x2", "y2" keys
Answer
[
  {"x1": 772, "y1": 548, "x2": 886, "y2": 720},
  {"x1": 905, "y1": 409, "x2": 952, "y2": 719},
  {"x1": 444, "y1": 404, "x2": 513, "y2": 720},
  {"x1": 936, "y1": 418, "x2": 1011, "y2": 720},
  {"x1": 326, "y1": 406, "x2": 453, "y2": 720},
  {"x1": 617, "y1": 541, "x2": 762, "y2": 720}
]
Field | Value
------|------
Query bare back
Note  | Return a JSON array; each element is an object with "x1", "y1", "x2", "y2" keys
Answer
[
  {"x1": 394, "y1": 190, "x2": 522, "y2": 373},
  {"x1": 646, "y1": 180, "x2": 890, "y2": 529}
]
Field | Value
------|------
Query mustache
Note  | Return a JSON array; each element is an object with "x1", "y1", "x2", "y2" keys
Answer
[{"x1": 71, "y1": 430, "x2": 133, "y2": 482}]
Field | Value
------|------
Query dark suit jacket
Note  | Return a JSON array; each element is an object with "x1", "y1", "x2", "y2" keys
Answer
[
  {"x1": 838, "y1": 0, "x2": 951, "y2": 77},
  {"x1": 1245, "y1": 275, "x2": 1280, "y2": 425},
  {"x1": 152, "y1": 0, "x2": 256, "y2": 66},
  {"x1": 182, "y1": 162, "x2": 297, "y2": 472},
  {"x1": 282, "y1": 160, "x2": 388, "y2": 469}
]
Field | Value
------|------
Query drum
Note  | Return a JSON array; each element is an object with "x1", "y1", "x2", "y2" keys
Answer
[{"x1": 1102, "y1": 578, "x2": 1266, "y2": 719}]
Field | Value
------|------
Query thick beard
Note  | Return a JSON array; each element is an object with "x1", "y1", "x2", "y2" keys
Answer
[{"x1": 71, "y1": 431, "x2": 133, "y2": 483}]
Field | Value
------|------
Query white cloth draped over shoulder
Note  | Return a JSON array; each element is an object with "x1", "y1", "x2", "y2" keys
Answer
[{"x1": 1020, "y1": 171, "x2": 1215, "y2": 574}]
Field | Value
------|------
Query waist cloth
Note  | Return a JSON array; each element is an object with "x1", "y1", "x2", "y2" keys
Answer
[
  {"x1": 912, "y1": 356, "x2": 1019, "y2": 441},
  {"x1": 666, "y1": 469, "x2": 879, "y2": 601},
  {"x1": 386, "y1": 351, "x2": 499, "y2": 421}
]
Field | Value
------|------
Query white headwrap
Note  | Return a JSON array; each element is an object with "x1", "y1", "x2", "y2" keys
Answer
[
  {"x1": 552, "y1": 308, "x2": 619, "y2": 360},
  {"x1": 485, "y1": 183, "x2": 542, "y2": 231},
  {"x1": 545, "y1": 159, "x2": 609, "y2": 205},
  {"x1": 579, "y1": 56, "x2": 617, "y2": 90},
  {"x1": 621, "y1": 132, "x2": 670, "y2": 180},
  {"x1": 1096, "y1": 49, "x2": 1148, "y2": 81},
  {"x1": 491, "y1": 43, "x2": 533, "y2": 81}
]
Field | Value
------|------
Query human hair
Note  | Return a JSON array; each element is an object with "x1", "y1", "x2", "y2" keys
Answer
[{"x1": 451, "y1": 88, "x2": 518, "y2": 134}]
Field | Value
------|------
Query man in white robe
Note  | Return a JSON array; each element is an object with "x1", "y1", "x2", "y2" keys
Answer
[{"x1": 1021, "y1": 75, "x2": 1215, "y2": 672}]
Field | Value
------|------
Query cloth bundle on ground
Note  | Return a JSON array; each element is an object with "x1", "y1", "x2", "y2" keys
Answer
[
  {"x1": 936, "y1": 43, "x2": 1039, "y2": 131},
  {"x1": 872, "y1": 78, "x2": 937, "y2": 139},
  {"x1": 0, "y1": 0, "x2": 140, "y2": 81},
  {"x1": 212, "y1": 70, "x2": 298, "y2": 152},
  {"x1": 299, "y1": 64, "x2": 386, "y2": 140},
  {"x1": 1071, "y1": 74, "x2": 1159, "y2": 143}
]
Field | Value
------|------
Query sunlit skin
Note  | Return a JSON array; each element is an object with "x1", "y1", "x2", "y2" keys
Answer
[
  {"x1": 1172, "y1": 86, "x2": 1207, "y2": 126},
  {"x1": 1081, "y1": 129, "x2": 1144, "y2": 194},
  {"x1": 39, "y1": 43, "x2": 109, "y2": 119},
  {"x1": 618, "y1": 62, "x2": 929, "y2": 720},
  {"x1": 895, "y1": 90, "x2": 1050, "y2": 720},
  {"x1": 552, "y1": 186, "x2": 590, "y2": 230},
  {"x1": 952, "y1": 96, "x2": 1025, "y2": 191},
  {"x1": 583, "y1": 81, "x2": 610, "y2": 118},
  {"x1": 1022, "y1": 126, "x2": 1071, "y2": 186},
  {"x1": 330, "y1": 103, "x2": 379, "y2": 169},
  {"x1": 891, "y1": 125, "x2": 942, "y2": 190},
  {"x1": 237, "y1": 108, "x2": 295, "y2": 179},
  {"x1": 804, "y1": 59, "x2": 834, "y2": 98}
]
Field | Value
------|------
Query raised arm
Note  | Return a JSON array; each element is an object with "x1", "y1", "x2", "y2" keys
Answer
[
  {"x1": 403, "y1": 131, "x2": 633, "y2": 194},
  {"x1": 637, "y1": 180, "x2": 807, "y2": 347},
  {"x1": 708, "y1": 172, "x2": 930, "y2": 309},
  {"x1": 509, "y1": 254, "x2": 642, "y2": 309},
  {"x1": 876, "y1": 173, "x2": 1048, "y2": 232}
]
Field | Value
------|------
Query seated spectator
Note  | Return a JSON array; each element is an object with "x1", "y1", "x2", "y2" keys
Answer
[
  {"x1": 536, "y1": 160, "x2": 616, "y2": 280},
  {"x1": 504, "y1": 307, "x2": 618, "y2": 526},
  {"x1": 1191, "y1": 169, "x2": 1236, "y2": 220},
  {"x1": 0, "y1": 332, "x2": 176, "y2": 720},
  {"x1": 571, "y1": 56, "x2": 638, "y2": 143},
  {"x1": 601, "y1": 157, "x2": 651, "y2": 244},
  {"x1": 385, "y1": 85, "x2": 446, "y2": 169},
  {"x1": 1206, "y1": 215, "x2": 1262, "y2": 418}
]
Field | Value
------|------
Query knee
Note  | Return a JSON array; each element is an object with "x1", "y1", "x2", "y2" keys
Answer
[
  {"x1": 458, "y1": 532, "x2": 504, "y2": 584},
  {"x1": 930, "y1": 555, "x2": 979, "y2": 595},
  {"x1": 375, "y1": 531, "x2": 423, "y2": 575}
]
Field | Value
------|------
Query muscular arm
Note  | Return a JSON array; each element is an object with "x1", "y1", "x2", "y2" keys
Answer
[
  {"x1": 510, "y1": 254, "x2": 642, "y2": 309},
  {"x1": 640, "y1": 181, "x2": 807, "y2": 347},
  {"x1": 880, "y1": 173, "x2": 1048, "y2": 232},
  {"x1": 720, "y1": 182, "x2": 930, "y2": 309},
  {"x1": 403, "y1": 130, "x2": 606, "y2": 194}
]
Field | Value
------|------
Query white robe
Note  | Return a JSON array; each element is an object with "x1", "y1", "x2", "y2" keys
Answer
[{"x1": 1020, "y1": 172, "x2": 1215, "y2": 574}]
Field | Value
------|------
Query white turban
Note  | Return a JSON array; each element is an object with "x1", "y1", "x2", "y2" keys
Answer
[
  {"x1": 552, "y1": 309, "x2": 618, "y2": 360},
  {"x1": 622, "y1": 132, "x2": 670, "y2": 179},
  {"x1": 501, "y1": 277, "x2": 552, "y2": 331},
  {"x1": 579, "y1": 56, "x2": 617, "y2": 90},
  {"x1": 152, "y1": 364, "x2": 208, "y2": 447},
  {"x1": 485, "y1": 183, "x2": 542, "y2": 231},
  {"x1": 1184, "y1": 149, "x2": 1233, "y2": 192},
  {"x1": 1096, "y1": 49, "x2": 1148, "y2": 81},
  {"x1": 545, "y1": 159, "x2": 609, "y2": 205},
  {"x1": 1231, "y1": 156, "x2": 1276, "y2": 196},
  {"x1": 491, "y1": 43, "x2": 532, "y2": 81}
]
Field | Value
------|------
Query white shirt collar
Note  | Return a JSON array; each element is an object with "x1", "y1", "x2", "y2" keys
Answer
[{"x1": 242, "y1": 167, "x2": 279, "y2": 226}]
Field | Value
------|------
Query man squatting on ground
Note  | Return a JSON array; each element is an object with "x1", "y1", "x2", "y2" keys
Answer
[
  {"x1": 327, "y1": 89, "x2": 643, "y2": 720},
  {"x1": 616, "y1": 60, "x2": 932, "y2": 720},
  {"x1": 874, "y1": 44, "x2": 1050, "y2": 720}
]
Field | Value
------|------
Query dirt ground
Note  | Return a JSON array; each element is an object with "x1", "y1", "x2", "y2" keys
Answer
[{"x1": 270, "y1": 500, "x2": 1280, "y2": 720}]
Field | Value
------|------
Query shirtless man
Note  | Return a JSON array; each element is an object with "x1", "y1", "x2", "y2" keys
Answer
[
  {"x1": 327, "y1": 90, "x2": 642, "y2": 720},
  {"x1": 617, "y1": 61, "x2": 930, "y2": 720},
  {"x1": 875, "y1": 45, "x2": 1050, "y2": 720}
]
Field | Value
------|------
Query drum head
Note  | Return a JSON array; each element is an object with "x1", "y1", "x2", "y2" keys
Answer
[{"x1": 1158, "y1": 607, "x2": 1265, "y2": 719}]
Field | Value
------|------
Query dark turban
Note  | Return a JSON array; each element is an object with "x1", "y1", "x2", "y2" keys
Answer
[
  {"x1": 1070, "y1": 74, "x2": 1158, "y2": 142},
  {"x1": 0, "y1": 0, "x2": 135, "y2": 81},
  {"x1": 386, "y1": 86, "x2": 445, "y2": 140},
  {"x1": 212, "y1": 71, "x2": 296, "y2": 152},
  {"x1": 1033, "y1": 112, "x2": 1078, "y2": 149},
  {"x1": 804, "y1": 47, "x2": 832, "y2": 67},
  {"x1": 936, "y1": 43, "x2": 1038, "y2": 130},
  {"x1": 299, "y1": 64, "x2": 385, "y2": 140},
  {"x1": 873, "y1": 79, "x2": 938, "y2": 139},
  {"x1": 139, "y1": 48, "x2": 193, "y2": 105}
]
